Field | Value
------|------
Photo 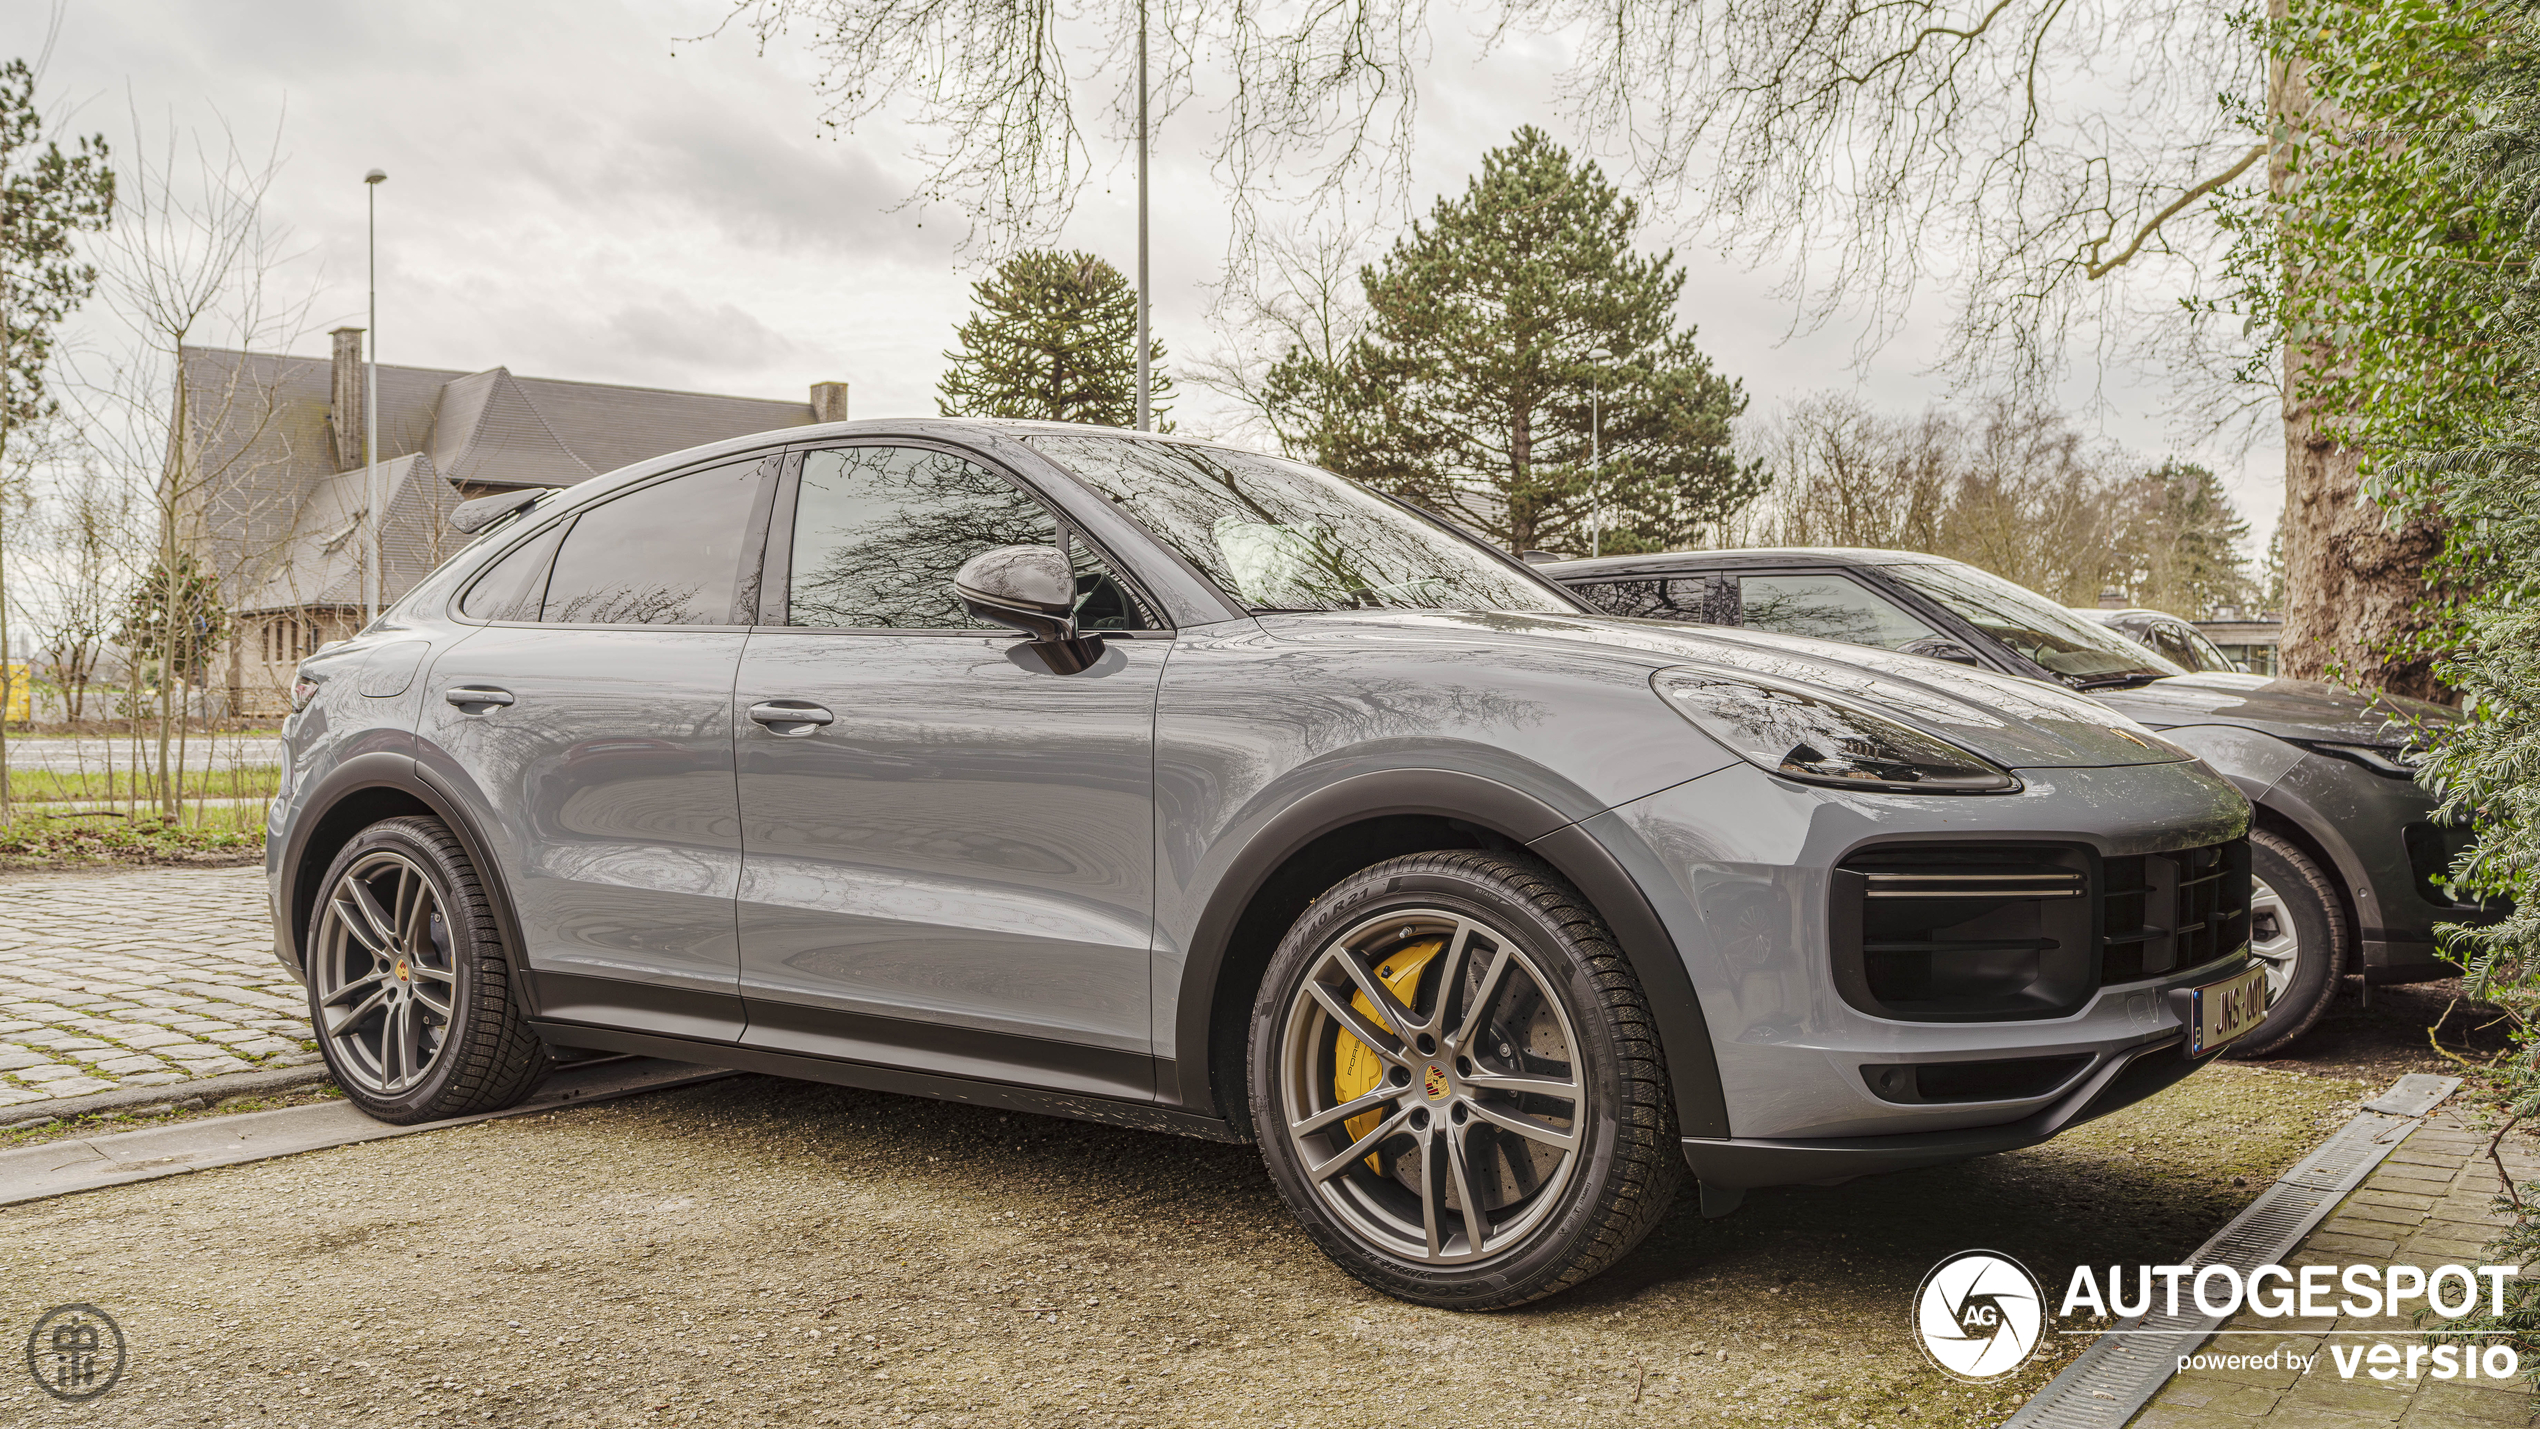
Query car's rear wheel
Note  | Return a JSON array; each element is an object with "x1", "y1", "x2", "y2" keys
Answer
[
  {"x1": 308, "y1": 816, "x2": 547, "y2": 1123},
  {"x1": 1249, "y1": 850, "x2": 1680, "y2": 1309},
  {"x1": 2221, "y1": 829, "x2": 2349, "y2": 1059}
]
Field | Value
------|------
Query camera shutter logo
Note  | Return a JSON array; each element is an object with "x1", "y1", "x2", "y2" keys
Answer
[
  {"x1": 24, "y1": 1304, "x2": 126, "y2": 1403},
  {"x1": 1915, "y1": 1251, "x2": 2045, "y2": 1381}
]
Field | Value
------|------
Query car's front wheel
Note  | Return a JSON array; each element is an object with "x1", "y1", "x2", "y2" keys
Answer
[
  {"x1": 1249, "y1": 850, "x2": 1681, "y2": 1309},
  {"x1": 2221, "y1": 829, "x2": 2350, "y2": 1059},
  {"x1": 307, "y1": 816, "x2": 548, "y2": 1123}
]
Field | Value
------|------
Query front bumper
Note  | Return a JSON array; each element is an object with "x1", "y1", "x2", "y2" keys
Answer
[
  {"x1": 1590, "y1": 758, "x2": 2253, "y2": 1186},
  {"x1": 1681, "y1": 1026, "x2": 2214, "y2": 1202}
]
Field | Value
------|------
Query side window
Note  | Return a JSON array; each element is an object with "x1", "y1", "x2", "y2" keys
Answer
[
  {"x1": 785, "y1": 445, "x2": 1154, "y2": 631},
  {"x1": 1738, "y1": 573, "x2": 1938, "y2": 651},
  {"x1": 458, "y1": 521, "x2": 566, "y2": 622},
  {"x1": 541, "y1": 459, "x2": 769, "y2": 625},
  {"x1": 1574, "y1": 577, "x2": 1715, "y2": 621},
  {"x1": 2148, "y1": 622, "x2": 2199, "y2": 670}
]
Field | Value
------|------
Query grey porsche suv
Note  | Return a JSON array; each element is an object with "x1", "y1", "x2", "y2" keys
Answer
[{"x1": 272, "y1": 422, "x2": 2253, "y2": 1308}]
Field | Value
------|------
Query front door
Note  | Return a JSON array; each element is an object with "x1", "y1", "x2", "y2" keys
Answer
[
  {"x1": 733, "y1": 444, "x2": 1170, "y2": 1099},
  {"x1": 418, "y1": 455, "x2": 777, "y2": 1042}
]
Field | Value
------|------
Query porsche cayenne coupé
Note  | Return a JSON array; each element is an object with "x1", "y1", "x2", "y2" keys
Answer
[{"x1": 273, "y1": 423, "x2": 2255, "y2": 1307}]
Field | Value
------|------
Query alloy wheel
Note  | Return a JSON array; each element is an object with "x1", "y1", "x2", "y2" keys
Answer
[
  {"x1": 314, "y1": 849, "x2": 457, "y2": 1095},
  {"x1": 1276, "y1": 909, "x2": 1585, "y2": 1266},
  {"x1": 2248, "y1": 875, "x2": 2298, "y2": 1005}
]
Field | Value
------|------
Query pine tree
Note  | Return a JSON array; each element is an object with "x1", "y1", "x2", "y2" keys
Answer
[
  {"x1": 2114, "y1": 460, "x2": 2254, "y2": 619},
  {"x1": 937, "y1": 250, "x2": 1170, "y2": 427},
  {"x1": 0, "y1": 57, "x2": 113, "y2": 817},
  {"x1": 1273, "y1": 127, "x2": 1759, "y2": 554}
]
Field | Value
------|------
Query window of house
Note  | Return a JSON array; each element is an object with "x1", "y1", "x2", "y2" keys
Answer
[
  {"x1": 1737, "y1": 573, "x2": 1940, "y2": 651},
  {"x1": 538, "y1": 459, "x2": 769, "y2": 626},
  {"x1": 783, "y1": 446, "x2": 1154, "y2": 631}
]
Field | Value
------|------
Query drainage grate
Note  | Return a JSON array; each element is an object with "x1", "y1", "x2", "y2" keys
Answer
[{"x1": 2002, "y1": 1075, "x2": 2460, "y2": 1428}]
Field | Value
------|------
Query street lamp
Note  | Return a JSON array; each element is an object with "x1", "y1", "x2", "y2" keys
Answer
[
  {"x1": 1587, "y1": 346, "x2": 1612, "y2": 557},
  {"x1": 1134, "y1": 0, "x2": 1150, "y2": 432},
  {"x1": 363, "y1": 167, "x2": 386, "y2": 626}
]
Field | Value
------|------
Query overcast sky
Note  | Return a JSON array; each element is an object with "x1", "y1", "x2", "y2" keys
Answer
[{"x1": 24, "y1": 0, "x2": 2282, "y2": 549}]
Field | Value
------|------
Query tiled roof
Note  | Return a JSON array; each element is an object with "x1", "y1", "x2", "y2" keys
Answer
[{"x1": 178, "y1": 346, "x2": 819, "y2": 611}]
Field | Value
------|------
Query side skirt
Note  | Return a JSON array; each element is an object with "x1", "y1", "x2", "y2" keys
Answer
[{"x1": 527, "y1": 1021, "x2": 1243, "y2": 1143}]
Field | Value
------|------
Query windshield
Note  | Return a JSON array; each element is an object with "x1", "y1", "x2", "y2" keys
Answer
[
  {"x1": 1890, "y1": 562, "x2": 2185, "y2": 685},
  {"x1": 1025, "y1": 434, "x2": 1579, "y2": 615}
]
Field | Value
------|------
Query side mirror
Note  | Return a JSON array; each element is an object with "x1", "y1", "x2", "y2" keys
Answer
[
  {"x1": 954, "y1": 544, "x2": 1079, "y2": 644},
  {"x1": 1899, "y1": 637, "x2": 1983, "y2": 667}
]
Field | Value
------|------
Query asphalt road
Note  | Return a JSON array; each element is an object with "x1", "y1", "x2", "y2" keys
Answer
[
  {"x1": 2, "y1": 737, "x2": 283, "y2": 775},
  {"x1": 0, "y1": 1060, "x2": 2368, "y2": 1428}
]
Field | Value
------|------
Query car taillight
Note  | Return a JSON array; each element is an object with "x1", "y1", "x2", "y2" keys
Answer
[{"x1": 291, "y1": 674, "x2": 320, "y2": 711}]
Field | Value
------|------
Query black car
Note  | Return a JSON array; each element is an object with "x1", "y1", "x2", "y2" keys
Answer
[{"x1": 1548, "y1": 547, "x2": 2497, "y2": 1057}]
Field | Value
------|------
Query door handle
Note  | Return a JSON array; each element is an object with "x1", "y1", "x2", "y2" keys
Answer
[
  {"x1": 444, "y1": 686, "x2": 515, "y2": 711},
  {"x1": 747, "y1": 700, "x2": 836, "y2": 736}
]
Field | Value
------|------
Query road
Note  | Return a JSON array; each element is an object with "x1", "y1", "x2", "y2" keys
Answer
[{"x1": 2, "y1": 736, "x2": 283, "y2": 775}]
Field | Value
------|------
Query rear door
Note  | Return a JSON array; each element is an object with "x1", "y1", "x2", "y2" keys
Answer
[
  {"x1": 417, "y1": 454, "x2": 779, "y2": 1042},
  {"x1": 731, "y1": 443, "x2": 1171, "y2": 1099}
]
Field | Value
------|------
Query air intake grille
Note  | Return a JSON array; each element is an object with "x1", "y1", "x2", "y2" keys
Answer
[
  {"x1": 2101, "y1": 840, "x2": 2251, "y2": 982},
  {"x1": 1832, "y1": 839, "x2": 2251, "y2": 1023},
  {"x1": 1831, "y1": 846, "x2": 2095, "y2": 1021}
]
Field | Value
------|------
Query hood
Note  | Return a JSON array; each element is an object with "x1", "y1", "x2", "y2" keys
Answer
[
  {"x1": 2093, "y1": 672, "x2": 2452, "y2": 746},
  {"x1": 1265, "y1": 610, "x2": 2195, "y2": 771}
]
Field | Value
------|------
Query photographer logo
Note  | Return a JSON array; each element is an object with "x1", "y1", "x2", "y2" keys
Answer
[
  {"x1": 24, "y1": 1304, "x2": 125, "y2": 1403},
  {"x1": 1917, "y1": 1251, "x2": 2044, "y2": 1381}
]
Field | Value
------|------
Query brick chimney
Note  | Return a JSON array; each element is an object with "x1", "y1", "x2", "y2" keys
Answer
[
  {"x1": 809, "y1": 381, "x2": 850, "y2": 424},
  {"x1": 330, "y1": 326, "x2": 367, "y2": 471}
]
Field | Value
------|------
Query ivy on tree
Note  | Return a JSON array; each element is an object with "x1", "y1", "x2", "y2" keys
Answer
[
  {"x1": 1271, "y1": 128, "x2": 1758, "y2": 555},
  {"x1": 938, "y1": 250, "x2": 1169, "y2": 428}
]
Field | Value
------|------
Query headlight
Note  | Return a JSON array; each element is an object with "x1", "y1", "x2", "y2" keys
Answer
[{"x1": 1652, "y1": 667, "x2": 2020, "y2": 793}]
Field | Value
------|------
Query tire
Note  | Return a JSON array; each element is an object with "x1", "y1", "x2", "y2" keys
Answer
[
  {"x1": 1247, "y1": 850, "x2": 1682, "y2": 1309},
  {"x1": 2221, "y1": 829, "x2": 2350, "y2": 1060},
  {"x1": 306, "y1": 816, "x2": 549, "y2": 1123}
]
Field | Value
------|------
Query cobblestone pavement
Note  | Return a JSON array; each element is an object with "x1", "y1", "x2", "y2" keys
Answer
[
  {"x1": 0, "y1": 867, "x2": 316, "y2": 1113},
  {"x1": 2136, "y1": 1103, "x2": 2539, "y2": 1427}
]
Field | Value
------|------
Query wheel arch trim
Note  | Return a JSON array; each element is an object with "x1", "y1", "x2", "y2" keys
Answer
[
  {"x1": 278, "y1": 754, "x2": 539, "y2": 1019},
  {"x1": 1170, "y1": 766, "x2": 1731, "y2": 1140}
]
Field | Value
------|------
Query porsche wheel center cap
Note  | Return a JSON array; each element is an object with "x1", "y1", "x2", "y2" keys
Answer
[{"x1": 1423, "y1": 1065, "x2": 1451, "y2": 1102}]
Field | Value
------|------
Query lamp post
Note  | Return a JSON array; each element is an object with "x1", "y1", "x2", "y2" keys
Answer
[
  {"x1": 363, "y1": 167, "x2": 386, "y2": 626},
  {"x1": 1134, "y1": 0, "x2": 1150, "y2": 432},
  {"x1": 1587, "y1": 346, "x2": 1612, "y2": 557}
]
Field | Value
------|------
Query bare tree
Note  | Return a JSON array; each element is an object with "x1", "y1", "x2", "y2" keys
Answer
[
  {"x1": 718, "y1": 0, "x2": 1432, "y2": 259},
  {"x1": 1736, "y1": 391, "x2": 2184, "y2": 607},
  {"x1": 1185, "y1": 218, "x2": 1375, "y2": 449},
  {"x1": 17, "y1": 447, "x2": 137, "y2": 726},
  {"x1": 68, "y1": 104, "x2": 309, "y2": 822}
]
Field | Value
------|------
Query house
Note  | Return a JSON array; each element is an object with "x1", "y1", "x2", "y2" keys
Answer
[{"x1": 179, "y1": 330, "x2": 848, "y2": 717}]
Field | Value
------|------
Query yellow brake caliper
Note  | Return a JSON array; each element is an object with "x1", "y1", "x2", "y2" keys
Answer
[{"x1": 1331, "y1": 938, "x2": 1444, "y2": 1173}]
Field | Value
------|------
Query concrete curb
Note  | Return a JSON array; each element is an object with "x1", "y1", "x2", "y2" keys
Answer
[{"x1": 0, "y1": 1062, "x2": 334, "y2": 1130}]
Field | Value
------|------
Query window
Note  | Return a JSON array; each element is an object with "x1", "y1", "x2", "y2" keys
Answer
[
  {"x1": 1890, "y1": 562, "x2": 2182, "y2": 685},
  {"x1": 1025, "y1": 434, "x2": 1577, "y2": 615},
  {"x1": 785, "y1": 445, "x2": 1154, "y2": 631},
  {"x1": 459, "y1": 521, "x2": 568, "y2": 622},
  {"x1": 1737, "y1": 574, "x2": 1938, "y2": 650},
  {"x1": 1574, "y1": 577, "x2": 1715, "y2": 622},
  {"x1": 539, "y1": 460, "x2": 768, "y2": 626}
]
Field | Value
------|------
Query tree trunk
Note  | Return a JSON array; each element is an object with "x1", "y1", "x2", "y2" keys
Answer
[
  {"x1": 2277, "y1": 386, "x2": 2444, "y2": 697},
  {"x1": 2268, "y1": 3, "x2": 2445, "y2": 700}
]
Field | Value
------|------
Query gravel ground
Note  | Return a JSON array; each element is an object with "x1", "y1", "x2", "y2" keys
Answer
[{"x1": 0, "y1": 1058, "x2": 2369, "y2": 1429}]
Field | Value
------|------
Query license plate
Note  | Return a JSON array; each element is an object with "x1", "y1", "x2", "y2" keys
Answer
[{"x1": 2190, "y1": 964, "x2": 2269, "y2": 1056}]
